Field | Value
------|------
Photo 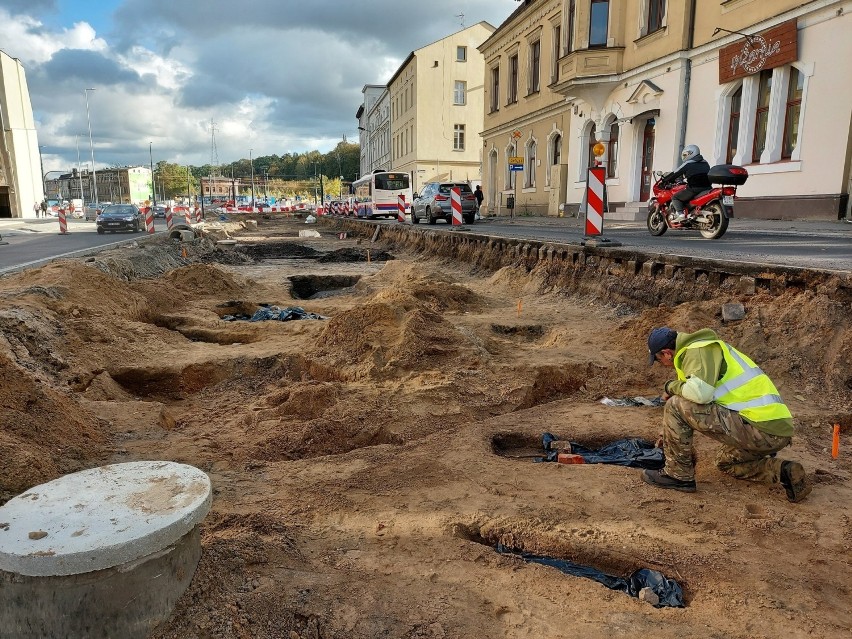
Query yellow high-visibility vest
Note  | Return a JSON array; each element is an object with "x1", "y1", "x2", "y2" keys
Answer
[{"x1": 674, "y1": 339, "x2": 792, "y2": 423}]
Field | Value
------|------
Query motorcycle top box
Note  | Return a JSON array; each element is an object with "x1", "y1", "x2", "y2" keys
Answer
[{"x1": 708, "y1": 164, "x2": 749, "y2": 186}]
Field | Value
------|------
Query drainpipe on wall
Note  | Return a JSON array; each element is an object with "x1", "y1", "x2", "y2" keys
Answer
[{"x1": 676, "y1": 0, "x2": 698, "y2": 159}]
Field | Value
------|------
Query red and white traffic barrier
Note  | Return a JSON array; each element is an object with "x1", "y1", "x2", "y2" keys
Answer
[
  {"x1": 58, "y1": 208, "x2": 68, "y2": 234},
  {"x1": 165, "y1": 207, "x2": 174, "y2": 229},
  {"x1": 397, "y1": 194, "x2": 406, "y2": 223},
  {"x1": 584, "y1": 166, "x2": 606, "y2": 236},
  {"x1": 195, "y1": 207, "x2": 202, "y2": 223},
  {"x1": 451, "y1": 187, "x2": 463, "y2": 226},
  {"x1": 145, "y1": 207, "x2": 155, "y2": 233}
]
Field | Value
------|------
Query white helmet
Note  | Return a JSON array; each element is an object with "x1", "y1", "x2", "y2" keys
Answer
[{"x1": 681, "y1": 144, "x2": 700, "y2": 161}]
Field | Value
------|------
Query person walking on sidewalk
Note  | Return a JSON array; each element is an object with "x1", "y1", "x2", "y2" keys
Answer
[
  {"x1": 33, "y1": 201, "x2": 40, "y2": 218},
  {"x1": 474, "y1": 185, "x2": 484, "y2": 219},
  {"x1": 644, "y1": 326, "x2": 810, "y2": 502},
  {"x1": 40, "y1": 200, "x2": 48, "y2": 217}
]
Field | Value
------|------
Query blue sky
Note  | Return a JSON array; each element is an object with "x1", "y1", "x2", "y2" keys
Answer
[{"x1": 0, "y1": 0, "x2": 518, "y2": 173}]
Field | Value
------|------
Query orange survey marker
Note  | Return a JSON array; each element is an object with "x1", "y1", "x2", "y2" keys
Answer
[
  {"x1": 832, "y1": 423, "x2": 840, "y2": 459},
  {"x1": 557, "y1": 453, "x2": 585, "y2": 465},
  {"x1": 517, "y1": 299, "x2": 523, "y2": 317}
]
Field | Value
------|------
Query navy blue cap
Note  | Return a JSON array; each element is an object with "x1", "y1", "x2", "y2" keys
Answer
[{"x1": 648, "y1": 327, "x2": 677, "y2": 365}]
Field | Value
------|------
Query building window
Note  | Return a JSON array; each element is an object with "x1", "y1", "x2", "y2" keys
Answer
[
  {"x1": 529, "y1": 40, "x2": 541, "y2": 93},
  {"x1": 506, "y1": 143, "x2": 517, "y2": 189},
  {"x1": 607, "y1": 123, "x2": 619, "y2": 178},
  {"x1": 453, "y1": 124, "x2": 465, "y2": 151},
  {"x1": 552, "y1": 25, "x2": 561, "y2": 82},
  {"x1": 567, "y1": 0, "x2": 575, "y2": 53},
  {"x1": 508, "y1": 54, "x2": 519, "y2": 104},
  {"x1": 752, "y1": 69, "x2": 772, "y2": 161},
  {"x1": 454, "y1": 81, "x2": 467, "y2": 105},
  {"x1": 782, "y1": 67, "x2": 803, "y2": 159},
  {"x1": 590, "y1": 0, "x2": 609, "y2": 47},
  {"x1": 491, "y1": 66, "x2": 500, "y2": 112},
  {"x1": 546, "y1": 133, "x2": 562, "y2": 187},
  {"x1": 457, "y1": 46, "x2": 467, "y2": 62},
  {"x1": 525, "y1": 140, "x2": 537, "y2": 188},
  {"x1": 648, "y1": 0, "x2": 665, "y2": 34},
  {"x1": 726, "y1": 86, "x2": 742, "y2": 164}
]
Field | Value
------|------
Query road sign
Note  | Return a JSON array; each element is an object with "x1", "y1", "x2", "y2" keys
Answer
[{"x1": 509, "y1": 155, "x2": 524, "y2": 171}]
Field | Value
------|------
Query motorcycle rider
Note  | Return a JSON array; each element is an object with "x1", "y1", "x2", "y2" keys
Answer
[{"x1": 666, "y1": 144, "x2": 711, "y2": 223}]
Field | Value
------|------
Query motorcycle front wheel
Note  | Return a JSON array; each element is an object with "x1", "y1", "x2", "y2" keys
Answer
[
  {"x1": 699, "y1": 202, "x2": 729, "y2": 239},
  {"x1": 646, "y1": 202, "x2": 667, "y2": 236}
]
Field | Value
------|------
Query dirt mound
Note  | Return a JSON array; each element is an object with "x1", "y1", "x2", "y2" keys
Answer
[
  {"x1": 160, "y1": 264, "x2": 250, "y2": 297},
  {"x1": 0, "y1": 353, "x2": 105, "y2": 503}
]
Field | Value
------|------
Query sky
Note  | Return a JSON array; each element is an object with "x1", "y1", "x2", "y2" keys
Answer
[{"x1": 0, "y1": 0, "x2": 519, "y2": 174}]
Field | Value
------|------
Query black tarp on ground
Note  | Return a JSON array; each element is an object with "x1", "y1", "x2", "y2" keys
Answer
[
  {"x1": 538, "y1": 434, "x2": 664, "y2": 468},
  {"x1": 497, "y1": 545, "x2": 685, "y2": 608}
]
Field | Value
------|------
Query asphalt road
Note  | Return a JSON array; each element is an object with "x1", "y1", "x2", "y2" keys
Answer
[{"x1": 0, "y1": 218, "x2": 176, "y2": 274}]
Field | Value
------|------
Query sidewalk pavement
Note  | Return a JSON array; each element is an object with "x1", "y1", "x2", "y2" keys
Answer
[{"x1": 476, "y1": 214, "x2": 852, "y2": 234}]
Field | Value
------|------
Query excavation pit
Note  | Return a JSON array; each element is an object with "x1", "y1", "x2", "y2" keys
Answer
[
  {"x1": 0, "y1": 461, "x2": 212, "y2": 638},
  {"x1": 289, "y1": 275, "x2": 362, "y2": 300},
  {"x1": 491, "y1": 432, "x2": 663, "y2": 468},
  {"x1": 490, "y1": 323, "x2": 544, "y2": 339}
]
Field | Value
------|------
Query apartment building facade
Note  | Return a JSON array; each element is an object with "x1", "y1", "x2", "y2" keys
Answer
[
  {"x1": 0, "y1": 50, "x2": 43, "y2": 218},
  {"x1": 483, "y1": 0, "x2": 851, "y2": 220},
  {"x1": 356, "y1": 84, "x2": 389, "y2": 178},
  {"x1": 387, "y1": 22, "x2": 495, "y2": 192},
  {"x1": 47, "y1": 166, "x2": 152, "y2": 204}
]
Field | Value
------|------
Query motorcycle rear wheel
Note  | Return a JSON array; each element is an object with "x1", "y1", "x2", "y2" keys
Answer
[
  {"x1": 646, "y1": 202, "x2": 667, "y2": 236},
  {"x1": 699, "y1": 202, "x2": 729, "y2": 239}
]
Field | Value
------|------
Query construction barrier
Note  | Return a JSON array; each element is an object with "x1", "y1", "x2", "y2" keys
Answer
[
  {"x1": 58, "y1": 209, "x2": 68, "y2": 235},
  {"x1": 451, "y1": 187, "x2": 463, "y2": 226},
  {"x1": 397, "y1": 194, "x2": 406, "y2": 223},
  {"x1": 584, "y1": 166, "x2": 606, "y2": 237},
  {"x1": 145, "y1": 207, "x2": 155, "y2": 234},
  {"x1": 165, "y1": 207, "x2": 174, "y2": 229},
  {"x1": 195, "y1": 207, "x2": 202, "y2": 223}
]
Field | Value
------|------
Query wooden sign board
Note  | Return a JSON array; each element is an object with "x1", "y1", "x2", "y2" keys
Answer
[{"x1": 719, "y1": 20, "x2": 797, "y2": 84}]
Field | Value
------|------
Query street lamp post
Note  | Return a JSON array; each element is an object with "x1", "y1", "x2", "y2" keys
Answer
[
  {"x1": 149, "y1": 142, "x2": 156, "y2": 206},
  {"x1": 38, "y1": 145, "x2": 46, "y2": 205},
  {"x1": 249, "y1": 149, "x2": 255, "y2": 206},
  {"x1": 84, "y1": 88, "x2": 98, "y2": 205},
  {"x1": 76, "y1": 135, "x2": 84, "y2": 204}
]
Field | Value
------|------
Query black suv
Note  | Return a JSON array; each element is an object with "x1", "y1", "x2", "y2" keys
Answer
[{"x1": 412, "y1": 182, "x2": 477, "y2": 225}]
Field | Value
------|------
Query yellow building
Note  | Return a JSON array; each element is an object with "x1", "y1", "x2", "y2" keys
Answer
[
  {"x1": 387, "y1": 22, "x2": 495, "y2": 193},
  {"x1": 483, "y1": 0, "x2": 852, "y2": 220}
]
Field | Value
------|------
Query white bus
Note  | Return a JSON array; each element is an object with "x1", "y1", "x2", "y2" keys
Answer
[{"x1": 351, "y1": 170, "x2": 412, "y2": 219}]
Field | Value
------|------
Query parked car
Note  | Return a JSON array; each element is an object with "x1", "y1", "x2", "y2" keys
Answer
[
  {"x1": 95, "y1": 204, "x2": 144, "y2": 234},
  {"x1": 84, "y1": 202, "x2": 111, "y2": 221},
  {"x1": 411, "y1": 182, "x2": 477, "y2": 225}
]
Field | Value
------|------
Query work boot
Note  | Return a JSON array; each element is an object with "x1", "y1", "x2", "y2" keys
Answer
[
  {"x1": 780, "y1": 461, "x2": 811, "y2": 502},
  {"x1": 641, "y1": 469, "x2": 697, "y2": 493}
]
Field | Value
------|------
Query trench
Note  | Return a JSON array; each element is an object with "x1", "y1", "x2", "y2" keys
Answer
[{"x1": 289, "y1": 275, "x2": 362, "y2": 300}]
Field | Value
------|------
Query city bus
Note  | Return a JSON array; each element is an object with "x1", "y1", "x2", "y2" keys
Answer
[{"x1": 351, "y1": 170, "x2": 412, "y2": 219}]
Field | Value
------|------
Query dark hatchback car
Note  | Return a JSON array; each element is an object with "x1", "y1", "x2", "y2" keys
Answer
[
  {"x1": 411, "y1": 182, "x2": 477, "y2": 225},
  {"x1": 96, "y1": 204, "x2": 144, "y2": 234}
]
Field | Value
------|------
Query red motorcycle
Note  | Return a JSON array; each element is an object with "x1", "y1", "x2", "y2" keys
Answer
[{"x1": 646, "y1": 164, "x2": 748, "y2": 240}]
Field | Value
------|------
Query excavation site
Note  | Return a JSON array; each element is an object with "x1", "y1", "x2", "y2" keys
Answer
[{"x1": 0, "y1": 216, "x2": 850, "y2": 639}]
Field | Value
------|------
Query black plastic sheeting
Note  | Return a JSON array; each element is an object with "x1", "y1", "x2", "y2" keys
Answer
[
  {"x1": 222, "y1": 305, "x2": 327, "y2": 322},
  {"x1": 497, "y1": 544, "x2": 685, "y2": 608},
  {"x1": 538, "y1": 434, "x2": 664, "y2": 469}
]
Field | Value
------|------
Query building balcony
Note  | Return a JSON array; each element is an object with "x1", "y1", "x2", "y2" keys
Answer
[{"x1": 551, "y1": 47, "x2": 625, "y2": 94}]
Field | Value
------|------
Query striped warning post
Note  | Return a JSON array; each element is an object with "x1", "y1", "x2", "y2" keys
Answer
[
  {"x1": 195, "y1": 207, "x2": 202, "y2": 223},
  {"x1": 58, "y1": 208, "x2": 68, "y2": 234},
  {"x1": 185, "y1": 209, "x2": 192, "y2": 224},
  {"x1": 397, "y1": 194, "x2": 406, "y2": 223},
  {"x1": 451, "y1": 187, "x2": 463, "y2": 226},
  {"x1": 165, "y1": 207, "x2": 174, "y2": 229},
  {"x1": 584, "y1": 167, "x2": 606, "y2": 236},
  {"x1": 145, "y1": 207, "x2": 155, "y2": 233}
]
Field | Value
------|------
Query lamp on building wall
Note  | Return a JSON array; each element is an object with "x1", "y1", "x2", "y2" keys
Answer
[{"x1": 84, "y1": 88, "x2": 98, "y2": 204}]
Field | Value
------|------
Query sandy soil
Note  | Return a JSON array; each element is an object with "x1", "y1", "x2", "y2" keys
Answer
[{"x1": 1, "y1": 218, "x2": 850, "y2": 639}]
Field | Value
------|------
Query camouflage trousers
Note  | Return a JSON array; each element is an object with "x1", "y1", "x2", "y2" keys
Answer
[{"x1": 663, "y1": 395, "x2": 791, "y2": 483}]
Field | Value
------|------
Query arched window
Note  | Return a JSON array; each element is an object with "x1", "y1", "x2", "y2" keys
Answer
[
  {"x1": 505, "y1": 143, "x2": 516, "y2": 189},
  {"x1": 525, "y1": 139, "x2": 537, "y2": 188},
  {"x1": 726, "y1": 86, "x2": 742, "y2": 164},
  {"x1": 546, "y1": 133, "x2": 562, "y2": 186},
  {"x1": 607, "y1": 123, "x2": 619, "y2": 178}
]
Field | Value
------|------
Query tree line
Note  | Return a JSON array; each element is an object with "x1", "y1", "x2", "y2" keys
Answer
[{"x1": 151, "y1": 141, "x2": 360, "y2": 200}]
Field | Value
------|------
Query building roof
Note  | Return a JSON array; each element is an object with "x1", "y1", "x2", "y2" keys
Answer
[{"x1": 479, "y1": 0, "x2": 539, "y2": 51}]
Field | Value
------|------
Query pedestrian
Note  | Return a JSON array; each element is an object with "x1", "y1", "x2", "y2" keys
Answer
[
  {"x1": 40, "y1": 200, "x2": 47, "y2": 217},
  {"x1": 474, "y1": 184, "x2": 484, "y2": 218},
  {"x1": 644, "y1": 326, "x2": 810, "y2": 502},
  {"x1": 33, "y1": 201, "x2": 40, "y2": 218}
]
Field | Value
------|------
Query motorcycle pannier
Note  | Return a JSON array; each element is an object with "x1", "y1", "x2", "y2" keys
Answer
[{"x1": 708, "y1": 164, "x2": 749, "y2": 186}]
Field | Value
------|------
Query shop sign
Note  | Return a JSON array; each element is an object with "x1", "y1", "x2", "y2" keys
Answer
[{"x1": 719, "y1": 20, "x2": 797, "y2": 83}]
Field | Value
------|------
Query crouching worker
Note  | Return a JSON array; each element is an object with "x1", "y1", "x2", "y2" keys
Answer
[{"x1": 644, "y1": 327, "x2": 810, "y2": 502}]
